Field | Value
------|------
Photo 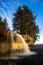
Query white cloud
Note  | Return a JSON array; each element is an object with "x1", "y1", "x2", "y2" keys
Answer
[{"x1": 0, "y1": 7, "x2": 12, "y2": 30}]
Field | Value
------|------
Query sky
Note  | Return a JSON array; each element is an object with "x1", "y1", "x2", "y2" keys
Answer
[{"x1": 0, "y1": 0, "x2": 43, "y2": 44}]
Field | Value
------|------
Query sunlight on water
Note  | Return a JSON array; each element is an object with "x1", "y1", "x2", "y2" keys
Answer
[
  {"x1": 0, "y1": 32, "x2": 37, "y2": 59},
  {"x1": 11, "y1": 32, "x2": 30, "y2": 53}
]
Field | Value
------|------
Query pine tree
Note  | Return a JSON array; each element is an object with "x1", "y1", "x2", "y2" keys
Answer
[{"x1": 13, "y1": 5, "x2": 39, "y2": 43}]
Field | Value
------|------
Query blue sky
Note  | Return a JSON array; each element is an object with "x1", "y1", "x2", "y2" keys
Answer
[{"x1": 0, "y1": 0, "x2": 43, "y2": 44}]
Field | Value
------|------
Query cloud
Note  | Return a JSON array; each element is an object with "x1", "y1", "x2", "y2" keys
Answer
[
  {"x1": 1, "y1": 1, "x2": 9, "y2": 9},
  {"x1": 1, "y1": 1, "x2": 12, "y2": 18},
  {"x1": 0, "y1": 7, "x2": 8, "y2": 18},
  {"x1": 0, "y1": 7, "x2": 12, "y2": 30}
]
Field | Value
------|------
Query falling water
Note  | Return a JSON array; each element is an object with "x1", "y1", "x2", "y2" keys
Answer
[
  {"x1": 11, "y1": 32, "x2": 30, "y2": 54},
  {"x1": 0, "y1": 32, "x2": 36, "y2": 59},
  {"x1": 16, "y1": 34, "x2": 30, "y2": 53},
  {"x1": 11, "y1": 32, "x2": 14, "y2": 43},
  {"x1": 15, "y1": 34, "x2": 36, "y2": 56}
]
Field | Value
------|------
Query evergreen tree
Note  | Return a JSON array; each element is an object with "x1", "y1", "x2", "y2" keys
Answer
[
  {"x1": 13, "y1": 5, "x2": 39, "y2": 43},
  {"x1": 0, "y1": 16, "x2": 8, "y2": 42}
]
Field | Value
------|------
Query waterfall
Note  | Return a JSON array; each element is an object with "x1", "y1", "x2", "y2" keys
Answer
[
  {"x1": 0, "y1": 32, "x2": 36, "y2": 59},
  {"x1": 16, "y1": 34, "x2": 30, "y2": 53},
  {"x1": 11, "y1": 32, "x2": 30, "y2": 53}
]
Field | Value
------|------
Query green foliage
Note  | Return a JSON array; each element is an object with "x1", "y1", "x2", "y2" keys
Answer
[
  {"x1": 0, "y1": 16, "x2": 8, "y2": 43},
  {"x1": 13, "y1": 5, "x2": 39, "y2": 43}
]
